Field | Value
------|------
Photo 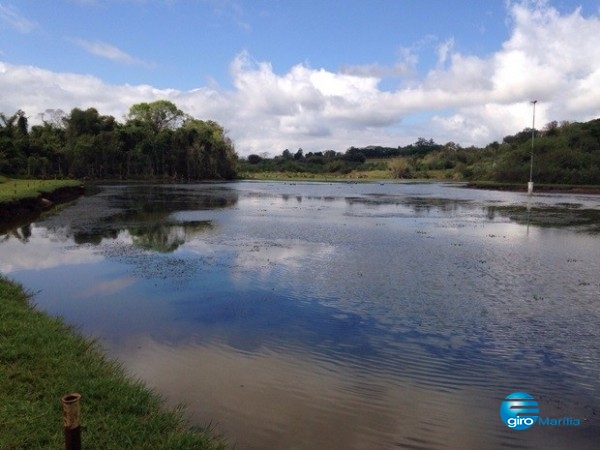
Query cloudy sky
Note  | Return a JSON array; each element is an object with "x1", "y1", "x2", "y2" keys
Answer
[{"x1": 1, "y1": 0, "x2": 599, "y2": 156}]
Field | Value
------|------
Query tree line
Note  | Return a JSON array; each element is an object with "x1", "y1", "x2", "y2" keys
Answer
[
  {"x1": 240, "y1": 118, "x2": 600, "y2": 184},
  {"x1": 0, "y1": 100, "x2": 238, "y2": 180},
  {"x1": 403, "y1": 119, "x2": 600, "y2": 184}
]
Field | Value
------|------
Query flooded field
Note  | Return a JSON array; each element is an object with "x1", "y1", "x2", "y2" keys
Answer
[{"x1": 1, "y1": 181, "x2": 599, "y2": 449}]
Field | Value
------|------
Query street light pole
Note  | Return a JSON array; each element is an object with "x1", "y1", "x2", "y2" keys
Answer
[{"x1": 528, "y1": 100, "x2": 537, "y2": 195}]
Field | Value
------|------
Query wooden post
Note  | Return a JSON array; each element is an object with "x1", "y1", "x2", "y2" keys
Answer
[{"x1": 61, "y1": 393, "x2": 82, "y2": 450}]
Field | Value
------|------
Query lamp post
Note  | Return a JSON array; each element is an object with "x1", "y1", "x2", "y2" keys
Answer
[{"x1": 528, "y1": 100, "x2": 537, "y2": 195}]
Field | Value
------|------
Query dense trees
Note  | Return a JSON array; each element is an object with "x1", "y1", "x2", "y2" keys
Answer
[
  {"x1": 0, "y1": 111, "x2": 29, "y2": 175},
  {"x1": 239, "y1": 146, "x2": 387, "y2": 176},
  {"x1": 408, "y1": 120, "x2": 600, "y2": 184},
  {"x1": 488, "y1": 119, "x2": 600, "y2": 184},
  {"x1": 0, "y1": 101, "x2": 237, "y2": 180},
  {"x1": 239, "y1": 119, "x2": 600, "y2": 184}
]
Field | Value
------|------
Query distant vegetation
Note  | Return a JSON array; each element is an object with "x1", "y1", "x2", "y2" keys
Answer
[
  {"x1": 239, "y1": 118, "x2": 600, "y2": 184},
  {"x1": 0, "y1": 100, "x2": 237, "y2": 180},
  {"x1": 3, "y1": 102, "x2": 599, "y2": 185}
]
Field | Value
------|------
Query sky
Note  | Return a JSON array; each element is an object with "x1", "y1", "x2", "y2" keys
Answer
[{"x1": 1, "y1": 0, "x2": 600, "y2": 157}]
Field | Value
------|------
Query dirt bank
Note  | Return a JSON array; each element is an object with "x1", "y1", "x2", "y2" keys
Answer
[{"x1": 0, "y1": 185, "x2": 85, "y2": 225}]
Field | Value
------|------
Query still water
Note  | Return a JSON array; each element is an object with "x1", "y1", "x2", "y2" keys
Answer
[{"x1": 1, "y1": 181, "x2": 599, "y2": 449}]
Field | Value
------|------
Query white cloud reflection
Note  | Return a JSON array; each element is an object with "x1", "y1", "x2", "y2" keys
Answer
[
  {"x1": 77, "y1": 276, "x2": 137, "y2": 299},
  {"x1": 0, "y1": 226, "x2": 102, "y2": 273}
]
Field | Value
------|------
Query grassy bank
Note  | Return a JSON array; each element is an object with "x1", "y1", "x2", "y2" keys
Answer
[
  {"x1": 238, "y1": 168, "x2": 394, "y2": 182},
  {"x1": 0, "y1": 178, "x2": 82, "y2": 203},
  {"x1": 0, "y1": 275, "x2": 223, "y2": 449},
  {"x1": 239, "y1": 171, "x2": 600, "y2": 193}
]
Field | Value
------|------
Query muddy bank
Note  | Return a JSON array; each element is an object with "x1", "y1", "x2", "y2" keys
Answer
[{"x1": 0, "y1": 185, "x2": 85, "y2": 227}]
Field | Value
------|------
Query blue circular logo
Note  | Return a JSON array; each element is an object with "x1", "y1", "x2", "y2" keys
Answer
[{"x1": 500, "y1": 392, "x2": 539, "y2": 430}]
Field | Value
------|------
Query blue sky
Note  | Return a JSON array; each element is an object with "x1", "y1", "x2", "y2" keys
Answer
[{"x1": 1, "y1": 0, "x2": 600, "y2": 156}]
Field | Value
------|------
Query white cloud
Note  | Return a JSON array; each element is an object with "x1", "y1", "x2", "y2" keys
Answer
[
  {"x1": 0, "y1": 3, "x2": 37, "y2": 33},
  {"x1": 436, "y1": 38, "x2": 455, "y2": 67},
  {"x1": 205, "y1": 0, "x2": 252, "y2": 32},
  {"x1": 71, "y1": 38, "x2": 154, "y2": 67},
  {"x1": 340, "y1": 62, "x2": 415, "y2": 79},
  {"x1": 0, "y1": 1, "x2": 599, "y2": 156},
  {"x1": 78, "y1": 276, "x2": 137, "y2": 298}
]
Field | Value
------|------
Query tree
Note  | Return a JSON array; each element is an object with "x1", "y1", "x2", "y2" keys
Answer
[
  {"x1": 63, "y1": 108, "x2": 119, "y2": 178},
  {"x1": 173, "y1": 118, "x2": 237, "y2": 180},
  {"x1": 40, "y1": 109, "x2": 67, "y2": 129},
  {"x1": 415, "y1": 137, "x2": 435, "y2": 148},
  {"x1": 1, "y1": 102, "x2": 238, "y2": 180},
  {"x1": 247, "y1": 154, "x2": 263, "y2": 164},
  {"x1": 344, "y1": 147, "x2": 366, "y2": 163},
  {"x1": 16, "y1": 110, "x2": 28, "y2": 137},
  {"x1": 444, "y1": 141, "x2": 461, "y2": 152},
  {"x1": 65, "y1": 108, "x2": 116, "y2": 137},
  {"x1": 544, "y1": 121, "x2": 559, "y2": 136},
  {"x1": 0, "y1": 111, "x2": 29, "y2": 175},
  {"x1": 30, "y1": 122, "x2": 67, "y2": 176},
  {"x1": 127, "y1": 100, "x2": 185, "y2": 133},
  {"x1": 503, "y1": 129, "x2": 534, "y2": 146}
]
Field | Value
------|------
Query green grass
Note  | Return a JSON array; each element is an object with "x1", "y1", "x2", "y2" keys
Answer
[
  {"x1": 0, "y1": 178, "x2": 82, "y2": 203},
  {"x1": 238, "y1": 169, "x2": 397, "y2": 182},
  {"x1": 0, "y1": 276, "x2": 224, "y2": 450}
]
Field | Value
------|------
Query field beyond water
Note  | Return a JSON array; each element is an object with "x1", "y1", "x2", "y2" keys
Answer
[{"x1": 0, "y1": 276, "x2": 223, "y2": 449}]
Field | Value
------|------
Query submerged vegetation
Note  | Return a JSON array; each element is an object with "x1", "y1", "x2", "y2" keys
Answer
[
  {"x1": 239, "y1": 118, "x2": 600, "y2": 185},
  {"x1": 0, "y1": 275, "x2": 224, "y2": 449}
]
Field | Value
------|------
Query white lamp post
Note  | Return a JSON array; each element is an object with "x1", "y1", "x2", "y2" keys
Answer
[{"x1": 528, "y1": 100, "x2": 537, "y2": 195}]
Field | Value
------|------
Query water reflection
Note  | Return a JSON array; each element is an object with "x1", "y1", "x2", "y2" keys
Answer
[
  {"x1": 129, "y1": 221, "x2": 213, "y2": 252},
  {"x1": 1, "y1": 223, "x2": 32, "y2": 243},
  {"x1": 344, "y1": 191, "x2": 600, "y2": 231},
  {"x1": 486, "y1": 203, "x2": 600, "y2": 232},
  {"x1": 15, "y1": 185, "x2": 238, "y2": 251},
  {"x1": 1, "y1": 182, "x2": 599, "y2": 450}
]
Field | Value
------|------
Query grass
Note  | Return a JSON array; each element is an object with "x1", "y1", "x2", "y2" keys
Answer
[
  {"x1": 0, "y1": 275, "x2": 224, "y2": 450},
  {"x1": 0, "y1": 178, "x2": 82, "y2": 203},
  {"x1": 238, "y1": 169, "x2": 397, "y2": 182},
  {"x1": 239, "y1": 170, "x2": 600, "y2": 191}
]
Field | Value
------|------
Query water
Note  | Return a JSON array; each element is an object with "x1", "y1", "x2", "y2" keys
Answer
[{"x1": 1, "y1": 181, "x2": 599, "y2": 449}]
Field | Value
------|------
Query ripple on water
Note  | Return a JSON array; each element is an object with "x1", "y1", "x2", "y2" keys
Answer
[{"x1": 4, "y1": 182, "x2": 599, "y2": 450}]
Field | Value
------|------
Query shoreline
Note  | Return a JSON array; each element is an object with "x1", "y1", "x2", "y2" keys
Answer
[
  {"x1": 0, "y1": 180, "x2": 225, "y2": 447},
  {"x1": 0, "y1": 275, "x2": 224, "y2": 448},
  {"x1": 0, "y1": 182, "x2": 86, "y2": 225},
  {"x1": 464, "y1": 181, "x2": 600, "y2": 195}
]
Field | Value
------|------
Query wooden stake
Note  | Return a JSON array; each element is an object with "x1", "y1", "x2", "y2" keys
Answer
[{"x1": 61, "y1": 393, "x2": 82, "y2": 450}]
